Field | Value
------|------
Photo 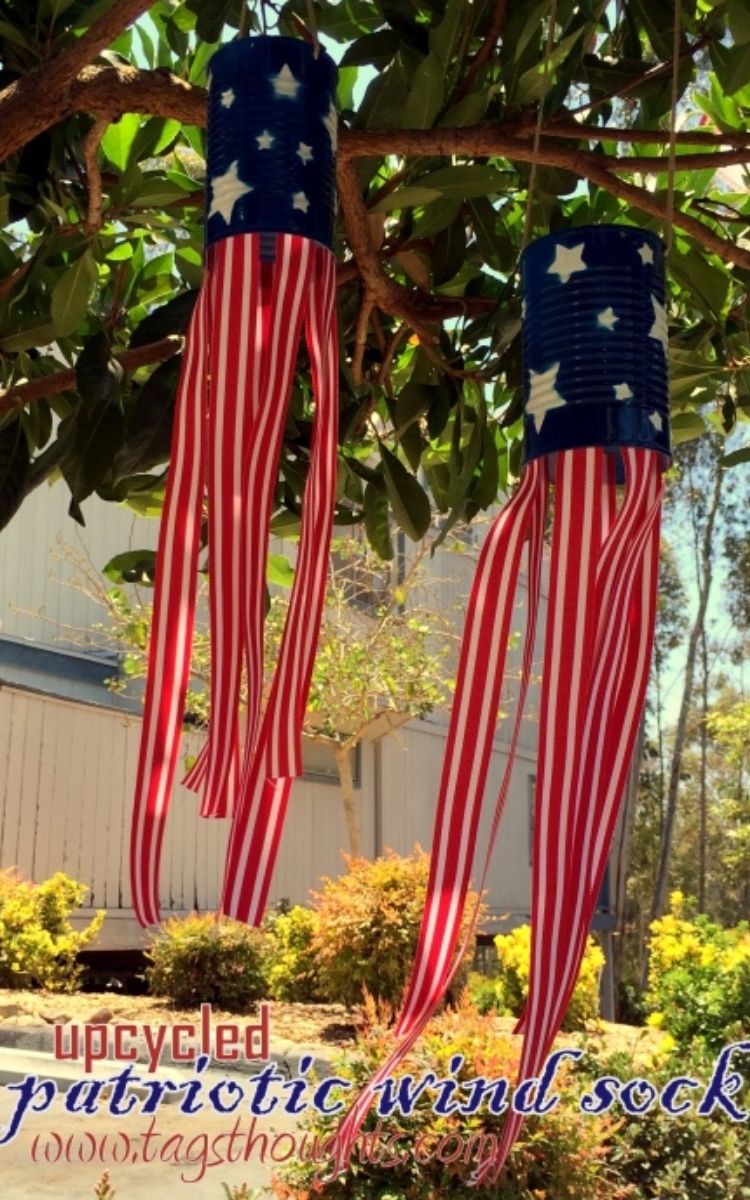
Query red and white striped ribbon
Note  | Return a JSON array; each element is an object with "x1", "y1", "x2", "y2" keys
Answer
[
  {"x1": 333, "y1": 457, "x2": 547, "y2": 1169},
  {"x1": 487, "y1": 447, "x2": 663, "y2": 1184},
  {"x1": 130, "y1": 284, "x2": 210, "y2": 926},
  {"x1": 131, "y1": 233, "x2": 338, "y2": 926},
  {"x1": 222, "y1": 244, "x2": 338, "y2": 924}
]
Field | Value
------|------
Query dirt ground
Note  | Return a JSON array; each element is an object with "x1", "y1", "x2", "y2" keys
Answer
[
  {"x1": 0, "y1": 987, "x2": 660, "y2": 1063},
  {"x1": 0, "y1": 988, "x2": 359, "y2": 1054}
]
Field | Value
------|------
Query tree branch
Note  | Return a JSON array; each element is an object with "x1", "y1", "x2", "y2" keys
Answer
[
  {"x1": 453, "y1": 0, "x2": 508, "y2": 102},
  {"x1": 82, "y1": 117, "x2": 109, "y2": 236},
  {"x1": 0, "y1": 0, "x2": 154, "y2": 164},
  {"x1": 340, "y1": 129, "x2": 750, "y2": 270},
  {"x1": 0, "y1": 335, "x2": 182, "y2": 418}
]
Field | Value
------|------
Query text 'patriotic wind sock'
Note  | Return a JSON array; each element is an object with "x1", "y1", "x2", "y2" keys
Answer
[
  {"x1": 332, "y1": 225, "x2": 669, "y2": 1181},
  {"x1": 130, "y1": 36, "x2": 339, "y2": 928}
]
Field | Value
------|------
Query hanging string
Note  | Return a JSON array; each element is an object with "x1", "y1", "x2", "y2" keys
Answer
[
  {"x1": 664, "y1": 0, "x2": 682, "y2": 253},
  {"x1": 306, "y1": 0, "x2": 320, "y2": 57},
  {"x1": 521, "y1": 0, "x2": 559, "y2": 251}
]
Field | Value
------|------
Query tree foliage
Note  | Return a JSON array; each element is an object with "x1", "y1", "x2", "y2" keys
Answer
[{"x1": 0, "y1": 0, "x2": 748, "y2": 545}]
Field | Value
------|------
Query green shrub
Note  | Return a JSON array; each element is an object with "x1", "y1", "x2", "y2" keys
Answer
[
  {"x1": 579, "y1": 1044, "x2": 750, "y2": 1200},
  {"x1": 468, "y1": 923, "x2": 604, "y2": 1031},
  {"x1": 0, "y1": 869, "x2": 104, "y2": 992},
  {"x1": 145, "y1": 912, "x2": 268, "y2": 1011},
  {"x1": 311, "y1": 848, "x2": 483, "y2": 1009},
  {"x1": 264, "y1": 905, "x2": 325, "y2": 1002},
  {"x1": 272, "y1": 999, "x2": 624, "y2": 1200},
  {"x1": 645, "y1": 890, "x2": 750, "y2": 1051}
]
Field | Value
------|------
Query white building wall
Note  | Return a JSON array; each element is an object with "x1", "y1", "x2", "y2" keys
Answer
[{"x1": 0, "y1": 478, "x2": 543, "y2": 949}]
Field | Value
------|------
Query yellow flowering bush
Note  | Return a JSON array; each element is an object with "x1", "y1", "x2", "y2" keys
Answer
[
  {"x1": 0, "y1": 869, "x2": 104, "y2": 992},
  {"x1": 471, "y1": 923, "x2": 605, "y2": 1031},
  {"x1": 646, "y1": 891, "x2": 750, "y2": 1051},
  {"x1": 312, "y1": 848, "x2": 484, "y2": 1009}
]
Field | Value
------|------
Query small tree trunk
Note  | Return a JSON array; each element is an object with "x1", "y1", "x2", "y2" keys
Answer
[
  {"x1": 335, "y1": 743, "x2": 362, "y2": 857},
  {"x1": 650, "y1": 459, "x2": 723, "y2": 928},
  {"x1": 698, "y1": 628, "x2": 709, "y2": 913}
]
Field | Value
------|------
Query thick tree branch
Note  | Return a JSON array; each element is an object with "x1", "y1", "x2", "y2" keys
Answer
[
  {"x1": 0, "y1": 0, "x2": 154, "y2": 164},
  {"x1": 541, "y1": 119, "x2": 750, "y2": 148},
  {"x1": 0, "y1": 336, "x2": 182, "y2": 417},
  {"x1": 340, "y1": 129, "x2": 750, "y2": 270}
]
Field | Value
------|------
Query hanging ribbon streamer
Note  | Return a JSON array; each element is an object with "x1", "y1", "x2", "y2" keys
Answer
[
  {"x1": 130, "y1": 36, "x2": 339, "y2": 927},
  {"x1": 333, "y1": 224, "x2": 670, "y2": 1180}
]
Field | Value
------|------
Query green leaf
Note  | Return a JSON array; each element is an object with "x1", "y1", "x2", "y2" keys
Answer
[
  {"x1": 76, "y1": 331, "x2": 124, "y2": 412},
  {"x1": 363, "y1": 480, "x2": 394, "y2": 560},
  {"x1": 0, "y1": 321, "x2": 58, "y2": 353},
  {"x1": 438, "y1": 86, "x2": 496, "y2": 128},
  {"x1": 186, "y1": 0, "x2": 234, "y2": 43},
  {"x1": 709, "y1": 41, "x2": 750, "y2": 98},
  {"x1": 380, "y1": 442, "x2": 431, "y2": 541},
  {"x1": 515, "y1": 27, "x2": 586, "y2": 104},
  {"x1": 0, "y1": 419, "x2": 30, "y2": 532},
  {"x1": 267, "y1": 553, "x2": 296, "y2": 588},
  {"x1": 671, "y1": 411, "x2": 708, "y2": 445},
  {"x1": 101, "y1": 113, "x2": 142, "y2": 173},
  {"x1": 50, "y1": 250, "x2": 97, "y2": 338},
  {"x1": 113, "y1": 357, "x2": 180, "y2": 478},
  {"x1": 103, "y1": 549, "x2": 157, "y2": 585},
  {"x1": 401, "y1": 54, "x2": 445, "y2": 129},
  {"x1": 371, "y1": 186, "x2": 441, "y2": 212},
  {"x1": 432, "y1": 216, "x2": 466, "y2": 286},
  {"x1": 129, "y1": 290, "x2": 198, "y2": 347},
  {"x1": 409, "y1": 198, "x2": 462, "y2": 240},
  {"x1": 720, "y1": 446, "x2": 750, "y2": 470},
  {"x1": 728, "y1": 0, "x2": 750, "y2": 44},
  {"x1": 341, "y1": 30, "x2": 400, "y2": 69},
  {"x1": 414, "y1": 165, "x2": 507, "y2": 199}
]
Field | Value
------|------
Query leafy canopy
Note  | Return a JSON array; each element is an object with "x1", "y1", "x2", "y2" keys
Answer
[{"x1": 0, "y1": 0, "x2": 748, "y2": 548}]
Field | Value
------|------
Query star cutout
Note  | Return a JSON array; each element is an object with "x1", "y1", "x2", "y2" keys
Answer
[
  {"x1": 526, "y1": 362, "x2": 566, "y2": 431},
  {"x1": 272, "y1": 64, "x2": 300, "y2": 99},
  {"x1": 208, "y1": 161, "x2": 253, "y2": 223},
  {"x1": 220, "y1": 88, "x2": 235, "y2": 109},
  {"x1": 292, "y1": 191, "x2": 310, "y2": 213},
  {"x1": 322, "y1": 99, "x2": 338, "y2": 150},
  {"x1": 649, "y1": 295, "x2": 668, "y2": 352},
  {"x1": 649, "y1": 411, "x2": 664, "y2": 431},
  {"x1": 614, "y1": 382, "x2": 633, "y2": 400},
  {"x1": 547, "y1": 242, "x2": 587, "y2": 285},
  {"x1": 638, "y1": 243, "x2": 655, "y2": 266},
  {"x1": 296, "y1": 142, "x2": 314, "y2": 165},
  {"x1": 256, "y1": 130, "x2": 274, "y2": 150},
  {"x1": 597, "y1": 306, "x2": 619, "y2": 330}
]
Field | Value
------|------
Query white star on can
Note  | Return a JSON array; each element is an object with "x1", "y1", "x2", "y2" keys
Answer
[
  {"x1": 649, "y1": 295, "x2": 668, "y2": 352},
  {"x1": 208, "y1": 161, "x2": 253, "y2": 223},
  {"x1": 296, "y1": 142, "x2": 314, "y2": 164},
  {"x1": 597, "y1": 306, "x2": 619, "y2": 330},
  {"x1": 613, "y1": 382, "x2": 633, "y2": 400},
  {"x1": 638, "y1": 243, "x2": 655, "y2": 266},
  {"x1": 256, "y1": 130, "x2": 274, "y2": 150},
  {"x1": 322, "y1": 99, "x2": 338, "y2": 151},
  {"x1": 547, "y1": 242, "x2": 587, "y2": 284},
  {"x1": 272, "y1": 64, "x2": 301, "y2": 99},
  {"x1": 526, "y1": 362, "x2": 566, "y2": 431},
  {"x1": 292, "y1": 191, "x2": 310, "y2": 213},
  {"x1": 220, "y1": 89, "x2": 235, "y2": 109}
]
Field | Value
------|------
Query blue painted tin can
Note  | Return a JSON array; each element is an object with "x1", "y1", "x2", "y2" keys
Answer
[
  {"x1": 205, "y1": 36, "x2": 338, "y2": 251},
  {"x1": 520, "y1": 226, "x2": 670, "y2": 463}
]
